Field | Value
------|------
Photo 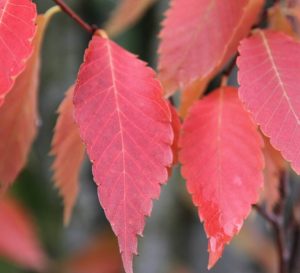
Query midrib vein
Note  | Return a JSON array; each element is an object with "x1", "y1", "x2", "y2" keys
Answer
[
  {"x1": 260, "y1": 31, "x2": 300, "y2": 125},
  {"x1": 105, "y1": 40, "x2": 127, "y2": 242}
]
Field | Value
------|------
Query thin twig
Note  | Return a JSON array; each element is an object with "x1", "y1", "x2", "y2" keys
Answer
[{"x1": 52, "y1": 0, "x2": 98, "y2": 34}]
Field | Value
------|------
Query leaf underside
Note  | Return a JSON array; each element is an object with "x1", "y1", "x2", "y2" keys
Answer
[{"x1": 238, "y1": 30, "x2": 300, "y2": 174}]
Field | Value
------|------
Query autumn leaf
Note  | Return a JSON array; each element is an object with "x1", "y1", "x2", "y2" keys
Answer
[
  {"x1": 0, "y1": 0, "x2": 37, "y2": 106},
  {"x1": 178, "y1": 78, "x2": 210, "y2": 118},
  {"x1": 73, "y1": 31, "x2": 173, "y2": 273},
  {"x1": 158, "y1": 0, "x2": 263, "y2": 97},
  {"x1": 51, "y1": 85, "x2": 85, "y2": 225},
  {"x1": 179, "y1": 87, "x2": 264, "y2": 268},
  {"x1": 238, "y1": 30, "x2": 300, "y2": 174},
  {"x1": 268, "y1": 4, "x2": 296, "y2": 38},
  {"x1": 0, "y1": 7, "x2": 59, "y2": 192},
  {"x1": 61, "y1": 231, "x2": 122, "y2": 273},
  {"x1": 105, "y1": 0, "x2": 156, "y2": 37},
  {"x1": 169, "y1": 103, "x2": 181, "y2": 165},
  {"x1": 0, "y1": 197, "x2": 47, "y2": 271}
]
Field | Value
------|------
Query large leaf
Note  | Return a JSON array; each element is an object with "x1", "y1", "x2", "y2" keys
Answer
[
  {"x1": 105, "y1": 0, "x2": 156, "y2": 37},
  {"x1": 238, "y1": 30, "x2": 300, "y2": 173},
  {"x1": 73, "y1": 32, "x2": 173, "y2": 273},
  {"x1": 51, "y1": 86, "x2": 85, "y2": 225},
  {"x1": 0, "y1": 197, "x2": 46, "y2": 271},
  {"x1": 0, "y1": 0, "x2": 37, "y2": 106},
  {"x1": 0, "y1": 7, "x2": 58, "y2": 192},
  {"x1": 158, "y1": 0, "x2": 263, "y2": 97},
  {"x1": 179, "y1": 87, "x2": 264, "y2": 268}
]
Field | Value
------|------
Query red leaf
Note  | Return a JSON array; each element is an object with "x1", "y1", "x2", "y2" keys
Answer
[
  {"x1": 238, "y1": 30, "x2": 300, "y2": 174},
  {"x1": 158, "y1": 0, "x2": 263, "y2": 96},
  {"x1": 73, "y1": 32, "x2": 173, "y2": 273},
  {"x1": 179, "y1": 87, "x2": 264, "y2": 268},
  {"x1": 0, "y1": 0, "x2": 37, "y2": 106},
  {"x1": 105, "y1": 0, "x2": 156, "y2": 37},
  {"x1": 0, "y1": 8, "x2": 57, "y2": 192},
  {"x1": 0, "y1": 197, "x2": 47, "y2": 271},
  {"x1": 51, "y1": 86, "x2": 85, "y2": 225}
]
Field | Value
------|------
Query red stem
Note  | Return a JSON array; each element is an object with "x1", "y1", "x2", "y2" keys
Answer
[{"x1": 52, "y1": 0, "x2": 97, "y2": 34}]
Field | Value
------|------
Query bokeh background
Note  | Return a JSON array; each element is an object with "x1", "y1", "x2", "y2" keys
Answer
[{"x1": 0, "y1": 0, "x2": 298, "y2": 273}]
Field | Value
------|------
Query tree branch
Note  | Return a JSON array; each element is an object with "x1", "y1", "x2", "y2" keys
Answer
[{"x1": 52, "y1": 0, "x2": 98, "y2": 34}]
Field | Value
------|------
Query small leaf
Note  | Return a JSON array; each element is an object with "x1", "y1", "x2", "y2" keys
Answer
[
  {"x1": 179, "y1": 87, "x2": 264, "y2": 268},
  {"x1": 158, "y1": 0, "x2": 263, "y2": 97},
  {"x1": 268, "y1": 4, "x2": 296, "y2": 38},
  {"x1": 0, "y1": 0, "x2": 37, "y2": 106},
  {"x1": 51, "y1": 85, "x2": 85, "y2": 225},
  {"x1": 169, "y1": 103, "x2": 181, "y2": 165},
  {"x1": 61, "y1": 231, "x2": 122, "y2": 273},
  {"x1": 105, "y1": 0, "x2": 156, "y2": 37},
  {"x1": 0, "y1": 7, "x2": 58, "y2": 192},
  {"x1": 238, "y1": 30, "x2": 300, "y2": 174},
  {"x1": 179, "y1": 78, "x2": 210, "y2": 118},
  {"x1": 0, "y1": 197, "x2": 47, "y2": 271},
  {"x1": 74, "y1": 32, "x2": 173, "y2": 273}
]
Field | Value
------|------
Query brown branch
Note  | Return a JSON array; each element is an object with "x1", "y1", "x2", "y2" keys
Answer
[{"x1": 52, "y1": 0, "x2": 98, "y2": 34}]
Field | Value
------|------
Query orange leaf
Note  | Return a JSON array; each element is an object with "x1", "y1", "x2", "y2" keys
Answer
[
  {"x1": 179, "y1": 78, "x2": 209, "y2": 118},
  {"x1": 179, "y1": 87, "x2": 264, "y2": 268},
  {"x1": 261, "y1": 135, "x2": 286, "y2": 212},
  {"x1": 105, "y1": 0, "x2": 156, "y2": 37},
  {"x1": 0, "y1": 7, "x2": 59, "y2": 192},
  {"x1": 158, "y1": 0, "x2": 263, "y2": 97},
  {"x1": 268, "y1": 4, "x2": 296, "y2": 38},
  {"x1": 0, "y1": 197, "x2": 47, "y2": 271},
  {"x1": 61, "y1": 231, "x2": 122, "y2": 273},
  {"x1": 51, "y1": 85, "x2": 85, "y2": 225},
  {"x1": 169, "y1": 103, "x2": 181, "y2": 165}
]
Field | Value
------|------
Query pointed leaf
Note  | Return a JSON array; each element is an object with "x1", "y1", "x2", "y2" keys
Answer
[
  {"x1": 0, "y1": 0, "x2": 37, "y2": 106},
  {"x1": 0, "y1": 197, "x2": 47, "y2": 271},
  {"x1": 105, "y1": 0, "x2": 156, "y2": 37},
  {"x1": 74, "y1": 32, "x2": 173, "y2": 273},
  {"x1": 158, "y1": 0, "x2": 263, "y2": 96},
  {"x1": 51, "y1": 86, "x2": 85, "y2": 225},
  {"x1": 238, "y1": 30, "x2": 300, "y2": 174},
  {"x1": 179, "y1": 87, "x2": 264, "y2": 268},
  {"x1": 0, "y1": 8, "x2": 58, "y2": 192}
]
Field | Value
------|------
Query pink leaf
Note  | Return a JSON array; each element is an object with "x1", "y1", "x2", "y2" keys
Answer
[
  {"x1": 0, "y1": 197, "x2": 47, "y2": 271},
  {"x1": 73, "y1": 32, "x2": 173, "y2": 273},
  {"x1": 238, "y1": 30, "x2": 300, "y2": 174},
  {"x1": 158, "y1": 0, "x2": 263, "y2": 96},
  {"x1": 179, "y1": 87, "x2": 264, "y2": 268},
  {"x1": 0, "y1": 0, "x2": 37, "y2": 106}
]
